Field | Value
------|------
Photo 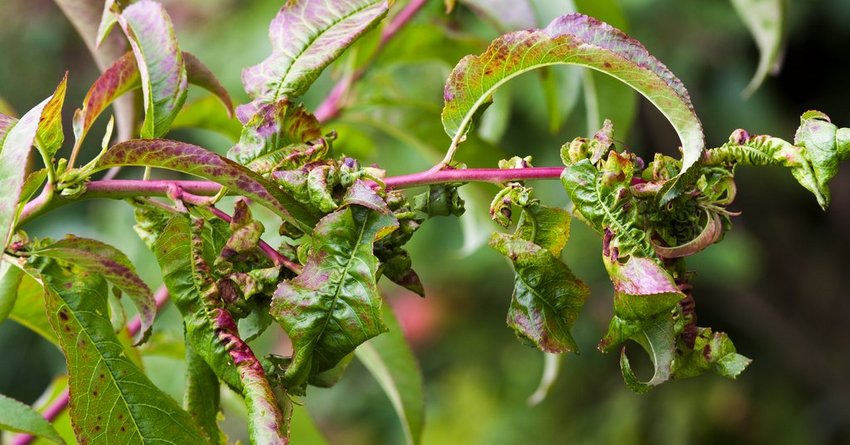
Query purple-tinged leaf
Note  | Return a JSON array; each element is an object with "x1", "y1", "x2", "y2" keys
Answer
[
  {"x1": 96, "y1": 139, "x2": 319, "y2": 231},
  {"x1": 184, "y1": 52, "x2": 234, "y2": 118},
  {"x1": 270, "y1": 201, "x2": 398, "y2": 388},
  {"x1": 74, "y1": 51, "x2": 234, "y2": 149},
  {"x1": 152, "y1": 214, "x2": 288, "y2": 442},
  {"x1": 117, "y1": 0, "x2": 188, "y2": 138},
  {"x1": 490, "y1": 233, "x2": 589, "y2": 353},
  {"x1": 242, "y1": 0, "x2": 390, "y2": 102},
  {"x1": 228, "y1": 99, "x2": 323, "y2": 171},
  {"x1": 355, "y1": 307, "x2": 425, "y2": 445},
  {"x1": 602, "y1": 255, "x2": 683, "y2": 323},
  {"x1": 33, "y1": 236, "x2": 155, "y2": 345},
  {"x1": 53, "y1": 0, "x2": 135, "y2": 141},
  {"x1": 443, "y1": 13, "x2": 703, "y2": 181},
  {"x1": 0, "y1": 112, "x2": 18, "y2": 145},
  {"x1": 0, "y1": 76, "x2": 67, "y2": 248},
  {"x1": 29, "y1": 256, "x2": 208, "y2": 444}
]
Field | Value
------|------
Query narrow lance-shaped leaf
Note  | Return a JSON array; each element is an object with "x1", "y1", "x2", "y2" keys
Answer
[
  {"x1": 73, "y1": 50, "x2": 233, "y2": 150},
  {"x1": 242, "y1": 0, "x2": 389, "y2": 104},
  {"x1": 153, "y1": 214, "x2": 288, "y2": 443},
  {"x1": 96, "y1": 139, "x2": 319, "y2": 231},
  {"x1": 730, "y1": 0, "x2": 786, "y2": 97},
  {"x1": 117, "y1": 0, "x2": 188, "y2": 138},
  {"x1": 0, "y1": 76, "x2": 67, "y2": 248},
  {"x1": 8, "y1": 270, "x2": 58, "y2": 346},
  {"x1": 0, "y1": 259, "x2": 24, "y2": 324},
  {"x1": 52, "y1": 0, "x2": 135, "y2": 142},
  {"x1": 355, "y1": 306, "x2": 425, "y2": 445},
  {"x1": 442, "y1": 13, "x2": 703, "y2": 181},
  {"x1": 184, "y1": 343, "x2": 221, "y2": 443},
  {"x1": 29, "y1": 256, "x2": 208, "y2": 444},
  {"x1": 270, "y1": 184, "x2": 398, "y2": 389},
  {"x1": 33, "y1": 236, "x2": 155, "y2": 345},
  {"x1": 0, "y1": 393, "x2": 65, "y2": 444}
]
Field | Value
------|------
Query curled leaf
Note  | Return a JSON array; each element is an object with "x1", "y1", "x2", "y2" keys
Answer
[
  {"x1": 651, "y1": 210, "x2": 723, "y2": 258},
  {"x1": 730, "y1": 0, "x2": 786, "y2": 97}
]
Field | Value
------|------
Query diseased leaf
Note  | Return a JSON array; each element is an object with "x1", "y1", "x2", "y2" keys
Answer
[
  {"x1": 0, "y1": 259, "x2": 24, "y2": 324},
  {"x1": 30, "y1": 256, "x2": 208, "y2": 444},
  {"x1": 730, "y1": 0, "x2": 785, "y2": 97},
  {"x1": 356, "y1": 307, "x2": 425, "y2": 445},
  {"x1": 33, "y1": 236, "x2": 155, "y2": 345},
  {"x1": 270, "y1": 193, "x2": 398, "y2": 389},
  {"x1": 74, "y1": 50, "x2": 232, "y2": 149},
  {"x1": 96, "y1": 139, "x2": 319, "y2": 231},
  {"x1": 672, "y1": 328, "x2": 751, "y2": 379},
  {"x1": 242, "y1": 0, "x2": 389, "y2": 102},
  {"x1": 442, "y1": 13, "x2": 704, "y2": 180},
  {"x1": 617, "y1": 313, "x2": 676, "y2": 393},
  {"x1": 117, "y1": 0, "x2": 188, "y2": 138},
  {"x1": 0, "y1": 393, "x2": 65, "y2": 444},
  {"x1": 0, "y1": 112, "x2": 17, "y2": 143},
  {"x1": 0, "y1": 76, "x2": 67, "y2": 248},
  {"x1": 603, "y1": 255, "x2": 683, "y2": 322},
  {"x1": 490, "y1": 233, "x2": 588, "y2": 353},
  {"x1": 35, "y1": 73, "x2": 68, "y2": 157},
  {"x1": 228, "y1": 99, "x2": 324, "y2": 171}
]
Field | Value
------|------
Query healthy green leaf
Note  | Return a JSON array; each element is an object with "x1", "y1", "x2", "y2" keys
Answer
[
  {"x1": 442, "y1": 13, "x2": 703, "y2": 177},
  {"x1": 172, "y1": 96, "x2": 242, "y2": 143},
  {"x1": 33, "y1": 236, "x2": 155, "y2": 345},
  {"x1": 241, "y1": 0, "x2": 390, "y2": 102},
  {"x1": 270, "y1": 190, "x2": 398, "y2": 389},
  {"x1": 8, "y1": 270, "x2": 57, "y2": 346},
  {"x1": 183, "y1": 344, "x2": 221, "y2": 444},
  {"x1": 0, "y1": 76, "x2": 67, "y2": 248},
  {"x1": 0, "y1": 393, "x2": 65, "y2": 444},
  {"x1": 730, "y1": 0, "x2": 785, "y2": 97},
  {"x1": 117, "y1": 0, "x2": 188, "y2": 138},
  {"x1": 31, "y1": 256, "x2": 209, "y2": 444},
  {"x1": 96, "y1": 139, "x2": 319, "y2": 231},
  {"x1": 0, "y1": 259, "x2": 24, "y2": 324},
  {"x1": 356, "y1": 306, "x2": 425, "y2": 445},
  {"x1": 490, "y1": 233, "x2": 588, "y2": 353}
]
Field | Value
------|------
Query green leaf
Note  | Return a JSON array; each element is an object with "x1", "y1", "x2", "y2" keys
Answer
[
  {"x1": 270, "y1": 194, "x2": 398, "y2": 388},
  {"x1": 490, "y1": 233, "x2": 588, "y2": 353},
  {"x1": 183, "y1": 52, "x2": 234, "y2": 118},
  {"x1": 96, "y1": 139, "x2": 319, "y2": 231},
  {"x1": 0, "y1": 259, "x2": 24, "y2": 324},
  {"x1": 228, "y1": 99, "x2": 324, "y2": 172},
  {"x1": 730, "y1": 0, "x2": 786, "y2": 97},
  {"x1": 603, "y1": 255, "x2": 683, "y2": 322},
  {"x1": 184, "y1": 342, "x2": 221, "y2": 444},
  {"x1": 172, "y1": 96, "x2": 242, "y2": 143},
  {"x1": 117, "y1": 0, "x2": 188, "y2": 138},
  {"x1": 0, "y1": 75, "x2": 67, "y2": 248},
  {"x1": 562, "y1": 158, "x2": 654, "y2": 258},
  {"x1": 8, "y1": 270, "x2": 57, "y2": 346},
  {"x1": 35, "y1": 73, "x2": 68, "y2": 157},
  {"x1": 33, "y1": 237, "x2": 155, "y2": 345},
  {"x1": 355, "y1": 307, "x2": 425, "y2": 445},
  {"x1": 30, "y1": 256, "x2": 209, "y2": 444},
  {"x1": 442, "y1": 13, "x2": 703, "y2": 176},
  {"x1": 527, "y1": 352, "x2": 563, "y2": 406},
  {"x1": 0, "y1": 112, "x2": 16, "y2": 143},
  {"x1": 0, "y1": 393, "x2": 65, "y2": 444},
  {"x1": 672, "y1": 328, "x2": 751, "y2": 379},
  {"x1": 241, "y1": 0, "x2": 390, "y2": 102},
  {"x1": 617, "y1": 313, "x2": 676, "y2": 394}
]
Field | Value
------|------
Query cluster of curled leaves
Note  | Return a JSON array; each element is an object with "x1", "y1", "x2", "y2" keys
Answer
[{"x1": 0, "y1": 0, "x2": 847, "y2": 444}]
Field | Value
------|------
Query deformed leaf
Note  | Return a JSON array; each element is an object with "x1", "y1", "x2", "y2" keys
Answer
[
  {"x1": 730, "y1": 0, "x2": 785, "y2": 97},
  {"x1": 270, "y1": 193, "x2": 398, "y2": 389},
  {"x1": 117, "y1": 0, "x2": 188, "y2": 138},
  {"x1": 490, "y1": 233, "x2": 588, "y2": 353},
  {"x1": 30, "y1": 256, "x2": 208, "y2": 444},
  {"x1": 33, "y1": 236, "x2": 155, "y2": 345},
  {"x1": 442, "y1": 13, "x2": 704, "y2": 178},
  {"x1": 242, "y1": 0, "x2": 389, "y2": 102},
  {"x1": 672, "y1": 328, "x2": 751, "y2": 379},
  {"x1": 0, "y1": 76, "x2": 67, "y2": 248},
  {"x1": 617, "y1": 313, "x2": 676, "y2": 393},
  {"x1": 96, "y1": 139, "x2": 319, "y2": 231},
  {"x1": 603, "y1": 255, "x2": 683, "y2": 322},
  {"x1": 0, "y1": 393, "x2": 65, "y2": 444},
  {"x1": 356, "y1": 306, "x2": 425, "y2": 445}
]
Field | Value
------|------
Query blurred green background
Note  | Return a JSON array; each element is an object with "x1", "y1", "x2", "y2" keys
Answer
[{"x1": 1, "y1": 0, "x2": 849, "y2": 444}]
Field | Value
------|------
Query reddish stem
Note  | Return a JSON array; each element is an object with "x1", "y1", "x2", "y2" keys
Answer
[{"x1": 383, "y1": 166, "x2": 565, "y2": 189}]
